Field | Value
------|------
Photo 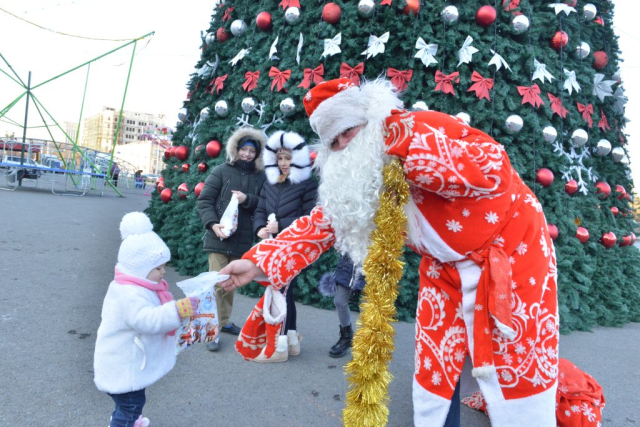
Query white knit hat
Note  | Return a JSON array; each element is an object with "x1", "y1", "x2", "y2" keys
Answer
[{"x1": 117, "y1": 212, "x2": 171, "y2": 279}]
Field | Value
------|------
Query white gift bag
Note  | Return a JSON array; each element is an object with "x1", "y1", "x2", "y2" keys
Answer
[
  {"x1": 219, "y1": 193, "x2": 239, "y2": 238},
  {"x1": 174, "y1": 271, "x2": 229, "y2": 355}
]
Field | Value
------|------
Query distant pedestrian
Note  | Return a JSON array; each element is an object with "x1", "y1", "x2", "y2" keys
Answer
[{"x1": 110, "y1": 163, "x2": 120, "y2": 187}]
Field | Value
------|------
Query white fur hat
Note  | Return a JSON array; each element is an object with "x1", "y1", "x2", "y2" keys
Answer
[
  {"x1": 117, "y1": 212, "x2": 170, "y2": 279},
  {"x1": 264, "y1": 131, "x2": 312, "y2": 185}
]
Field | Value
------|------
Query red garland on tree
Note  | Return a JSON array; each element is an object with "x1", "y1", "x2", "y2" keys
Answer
[
  {"x1": 434, "y1": 71, "x2": 460, "y2": 96},
  {"x1": 340, "y1": 62, "x2": 364, "y2": 85},
  {"x1": 256, "y1": 11, "x2": 273, "y2": 31},
  {"x1": 298, "y1": 64, "x2": 325, "y2": 89},
  {"x1": 476, "y1": 6, "x2": 497, "y2": 27},
  {"x1": 576, "y1": 102, "x2": 594, "y2": 128},
  {"x1": 518, "y1": 84, "x2": 545, "y2": 108},
  {"x1": 279, "y1": 0, "x2": 300, "y2": 10},
  {"x1": 387, "y1": 68, "x2": 413, "y2": 92},
  {"x1": 547, "y1": 93, "x2": 568, "y2": 118},
  {"x1": 222, "y1": 7, "x2": 235, "y2": 22},
  {"x1": 243, "y1": 71, "x2": 260, "y2": 92},
  {"x1": 598, "y1": 110, "x2": 611, "y2": 131},
  {"x1": 269, "y1": 67, "x2": 291, "y2": 92},
  {"x1": 322, "y1": 3, "x2": 341, "y2": 24},
  {"x1": 467, "y1": 71, "x2": 494, "y2": 101}
]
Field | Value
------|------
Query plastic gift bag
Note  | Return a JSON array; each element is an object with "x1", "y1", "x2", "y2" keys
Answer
[
  {"x1": 174, "y1": 271, "x2": 229, "y2": 355},
  {"x1": 219, "y1": 193, "x2": 239, "y2": 238}
]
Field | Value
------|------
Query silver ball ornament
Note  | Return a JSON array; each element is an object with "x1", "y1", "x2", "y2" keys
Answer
[
  {"x1": 505, "y1": 115, "x2": 523, "y2": 134},
  {"x1": 214, "y1": 100, "x2": 229, "y2": 118},
  {"x1": 583, "y1": 4, "x2": 597, "y2": 21},
  {"x1": 571, "y1": 129, "x2": 588, "y2": 147},
  {"x1": 357, "y1": 0, "x2": 375, "y2": 18},
  {"x1": 284, "y1": 7, "x2": 301, "y2": 23},
  {"x1": 595, "y1": 139, "x2": 612, "y2": 156},
  {"x1": 576, "y1": 42, "x2": 591, "y2": 59},
  {"x1": 200, "y1": 107, "x2": 210, "y2": 120},
  {"x1": 456, "y1": 112, "x2": 471, "y2": 125},
  {"x1": 205, "y1": 32, "x2": 216, "y2": 45},
  {"x1": 411, "y1": 101, "x2": 429, "y2": 111},
  {"x1": 441, "y1": 6, "x2": 459, "y2": 25},
  {"x1": 178, "y1": 107, "x2": 188, "y2": 122},
  {"x1": 279, "y1": 98, "x2": 296, "y2": 116},
  {"x1": 230, "y1": 19, "x2": 247, "y2": 36},
  {"x1": 542, "y1": 126, "x2": 557, "y2": 143},
  {"x1": 611, "y1": 147, "x2": 625, "y2": 162},
  {"x1": 512, "y1": 15, "x2": 530, "y2": 34},
  {"x1": 621, "y1": 155, "x2": 630, "y2": 166},
  {"x1": 241, "y1": 97, "x2": 256, "y2": 114}
]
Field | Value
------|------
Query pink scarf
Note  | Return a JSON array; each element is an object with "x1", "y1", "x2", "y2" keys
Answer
[{"x1": 114, "y1": 267, "x2": 176, "y2": 336}]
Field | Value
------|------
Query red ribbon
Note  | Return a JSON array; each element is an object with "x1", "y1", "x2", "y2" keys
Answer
[
  {"x1": 517, "y1": 84, "x2": 545, "y2": 108},
  {"x1": 242, "y1": 71, "x2": 260, "y2": 92},
  {"x1": 467, "y1": 71, "x2": 494, "y2": 101},
  {"x1": 547, "y1": 93, "x2": 568, "y2": 118},
  {"x1": 381, "y1": 0, "x2": 393, "y2": 5},
  {"x1": 298, "y1": 64, "x2": 325, "y2": 89},
  {"x1": 222, "y1": 7, "x2": 235, "y2": 22},
  {"x1": 387, "y1": 68, "x2": 413, "y2": 92},
  {"x1": 577, "y1": 102, "x2": 594, "y2": 128},
  {"x1": 598, "y1": 110, "x2": 611, "y2": 131},
  {"x1": 339, "y1": 62, "x2": 364, "y2": 86},
  {"x1": 211, "y1": 74, "x2": 227, "y2": 95},
  {"x1": 269, "y1": 67, "x2": 291, "y2": 92},
  {"x1": 434, "y1": 71, "x2": 460, "y2": 96},
  {"x1": 503, "y1": 0, "x2": 520, "y2": 11},
  {"x1": 279, "y1": 0, "x2": 300, "y2": 9}
]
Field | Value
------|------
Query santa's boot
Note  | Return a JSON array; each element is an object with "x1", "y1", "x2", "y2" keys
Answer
[
  {"x1": 329, "y1": 325, "x2": 353, "y2": 358},
  {"x1": 287, "y1": 330, "x2": 301, "y2": 356},
  {"x1": 252, "y1": 335, "x2": 289, "y2": 363}
]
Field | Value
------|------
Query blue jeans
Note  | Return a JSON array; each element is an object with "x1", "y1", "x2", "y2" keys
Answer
[
  {"x1": 108, "y1": 389, "x2": 146, "y2": 427},
  {"x1": 444, "y1": 380, "x2": 461, "y2": 427}
]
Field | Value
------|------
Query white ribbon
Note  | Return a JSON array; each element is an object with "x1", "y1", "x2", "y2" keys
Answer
[
  {"x1": 532, "y1": 58, "x2": 555, "y2": 83},
  {"x1": 593, "y1": 73, "x2": 617, "y2": 102},
  {"x1": 269, "y1": 36, "x2": 279, "y2": 61},
  {"x1": 457, "y1": 35, "x2": 479, "y2": 67},
  {"x1": 361, "y1": 32, "x2": 389, "y2": 59},
  {"x1": 296, "y1": 33, "x2": 304, "y2": 65},
  {"x1": 229, "y1": 48, "x2": 250, "y2": 67},
  {"x1": 548, "y1": 3, "x2": 576, "y2": 15},
  {"x1": 563, "y1": 69, "x2": 581, "y2": 95},
  {"x1": 612, "y1": 86, "x2": 628, "y2": 115},
  {"x1": 414, "y1": 38, "x2": 438, "y2": 67},
  {"x1": 196, "y1": 55, "x2": 219, "y2": 79},
  {"x1": 488, "y1": 49, "x2": 511, "y2": 72},
  {"x1": 322, "y1": 32, "x2": 342, "y2": 58}
]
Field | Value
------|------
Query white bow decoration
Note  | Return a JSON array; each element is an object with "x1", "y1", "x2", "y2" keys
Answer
[
  {"x1": 229, "y1": 48, "x2": 250, "y2": 67},
  {"x1": 296, "y1": 33, "x2": 304, "y2": 65},
  {"x1": 196, "y1": 57, "x2": 219, "y2": 79},
  {"x1": 532, "y1": 59, "x2": 555, "y2": 84},
  {"x1": 361, "y1": 32, "x2": 389, "y2": 59},
  {"x1": 593, "y1": 73, "x2": 617, "y2": 102},
  {"x1": 322, "y1": 33, "x2": 342, "y2": 58},
  {"x1": 457, "y1": 36, "x2": 479, "y2": 67},
  {"x1": 488, "y1": 49, "x2": 511, "y2": 72},
  {"x1": 414, "y1": 38, "x2": 438, "y2": 67},
  {"x1": 612, "y1": 86, "x2": 628, "y2": 115},
  {"x1": 563, "y1": 69, "x2": 581, "y2": 95},
  {"x1": 548, "y1": 3, "x2": 576, "y2": 15},
  {"x1": 269, "y1": 36, "x2": 279, "y2": 61}
]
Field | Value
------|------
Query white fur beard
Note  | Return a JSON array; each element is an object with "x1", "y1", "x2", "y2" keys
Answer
[{"x1": 315, "y1": 122, "x2": 389, "y2": 266}]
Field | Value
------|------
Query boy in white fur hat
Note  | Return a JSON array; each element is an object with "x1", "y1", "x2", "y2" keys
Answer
[{"x1": 94, "y1": 212, "x2": 198, "y2": 427}]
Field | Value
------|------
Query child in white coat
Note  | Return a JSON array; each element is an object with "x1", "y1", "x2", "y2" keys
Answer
[{"x1": 94, "y1": 212, "x2": 198, "y2": 427}]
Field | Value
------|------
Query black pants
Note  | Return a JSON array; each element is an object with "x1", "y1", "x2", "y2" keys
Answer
[
  {"x1": 108, "y1": 388, "x2": 146, "y2": 427},
  {"x1": 444, "y1": 380, "x2": 461, "y2": 427},
  {"x1": 283, "y1": 277, "x2": 297, "y2": 332}
]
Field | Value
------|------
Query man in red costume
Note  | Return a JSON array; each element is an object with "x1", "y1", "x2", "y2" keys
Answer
[{"x1": 219, "y1": 78, "x2": 559, "y2": 427}]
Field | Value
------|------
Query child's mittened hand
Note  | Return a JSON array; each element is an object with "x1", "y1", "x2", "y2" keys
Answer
[{"x1": 176, "y1": 297, "x2": 199, "y2": 318}]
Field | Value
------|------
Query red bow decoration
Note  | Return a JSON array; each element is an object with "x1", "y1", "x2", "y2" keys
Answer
[
  {"x1": 598, "y1": 110, "x2": 611, "y2": 131},
  {"x1": 517, "y1": 84, "x2": 545, "y2": 108},
  {"x1": 213, "y1": 74, "x2": 228, "y2": 95},
  {"x1": 381, "y1": 0, "x2": 393, "y2": 5},
  {"x1": 242, "y1": 71, "x2": 260, "y2": 92},
  {"x1": 434, "y1": 71, "x2": 460, "y2": 96},
  {"x1": 339, "y1": 62, "x2": 364, "y2": 86},
  {"x1": 467, "y1": 71, "x2": 494, "y2": 101},
  {"x1": 503, "y1": 0, "x2": 520, "y2": 11},
  {"x1": 222, "y1": 7, "x2": 235, "y2": 21},
  {"x1": 269, "y1": 67, "x2": 291, "y2": 92},
  {"x1": 298, "y1": 64, "x2": 325, "y2": 89},
  {"x1": 279, "y1": 0, "x2": 300, "y2": 10},
  {"x1": 547, "y1": 93, "x2": 568, "y2": 118},
  {"x1": 577, "y1": 102, "x2": 594, "y2": 128},
  {"x1": 387, "y1": 68, "x2": 413, "y2": 92}
]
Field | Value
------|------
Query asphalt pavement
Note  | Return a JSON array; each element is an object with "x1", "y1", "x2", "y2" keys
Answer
[{"x1": 0, "y1": 178, "x2": 638, "y2": 426}]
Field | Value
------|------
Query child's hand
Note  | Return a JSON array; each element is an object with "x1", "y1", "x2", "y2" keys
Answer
[{"x1": 176, "y1": 297, "x2": 199, "y2": 318}]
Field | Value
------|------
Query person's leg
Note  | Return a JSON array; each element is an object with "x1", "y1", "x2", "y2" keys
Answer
[
  {"x1": 443, "y1": 381, "x2": 461, "y2": 427},
  {"x1": 209, "y1": 252, "x2": 233, "y2": 327},
  {"x1": 284, "y1": 279, "x2": 297, "y2": 333},
  {"x1": 329, "y1": 285, "x2": 353, "y2": 358},
  {"x1": 109, "y1": 389, "x2": 146, "y2": 427}
]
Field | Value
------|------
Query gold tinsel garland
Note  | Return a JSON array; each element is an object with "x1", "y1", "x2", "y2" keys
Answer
[{"x1": 343, "y1": 160, "x2": 410, "y2": 427}]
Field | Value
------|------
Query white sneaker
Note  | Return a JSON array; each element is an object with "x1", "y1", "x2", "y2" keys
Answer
[
  {"x1": 287, "y1": 330, "x2": 301, "y2": 356},
  {"x1": 251, "y1": 335, "x2": 288, "y2": 363}
]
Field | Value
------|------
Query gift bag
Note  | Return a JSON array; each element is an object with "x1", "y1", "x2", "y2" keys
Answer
[
  {"x1": 174, "y1": 271, "x2": 229, "y2": 355},
  {"x1": 219, "y1": 194, "x2": 239, "y2": 238}
]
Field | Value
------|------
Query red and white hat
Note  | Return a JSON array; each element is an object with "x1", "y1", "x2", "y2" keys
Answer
[{"x1": 303, "y1": 78, "x2": 368, "y2": 147}]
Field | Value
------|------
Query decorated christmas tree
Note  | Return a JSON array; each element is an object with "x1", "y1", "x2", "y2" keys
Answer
[{"x1": 146, "y1": 0, "x2": 640, "y2": 332}]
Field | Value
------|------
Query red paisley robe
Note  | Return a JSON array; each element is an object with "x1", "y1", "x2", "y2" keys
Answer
[{"x1": 239, "y1": 110, "x2": 559, "y2": 427}]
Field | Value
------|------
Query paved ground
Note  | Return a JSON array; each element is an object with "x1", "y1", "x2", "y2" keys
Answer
[{"x1": 0, "y1": 179, "x2": 638, "y2": 426}]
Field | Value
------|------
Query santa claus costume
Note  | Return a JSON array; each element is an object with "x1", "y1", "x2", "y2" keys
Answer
[{"x1": 236, "y1": 78, "x2": 559, "y2": 427}]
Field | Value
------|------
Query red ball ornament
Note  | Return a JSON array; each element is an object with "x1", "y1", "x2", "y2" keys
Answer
[
  {"x1": 550, "y1": 31, "x2": 569, "y2": 51},
  {"x1": 195, "y1": 182, "x2": 205, "y2": 198},
  {"x1": 164, "y1": 148, "x2": 172, "y2": 160},
  {"x1": 621, "y1": 235, "x2": 632, "y2": 247},
  {"x1": 601, "y1": 232, "x2": 617, "y2": 248},
  {"x1": 256, "y1": 11, "x2": 272, "y2": 31},
  {"x1": 322, "y1": 3, "x2": 341, "y2": 24},
  {"x1": 593, "y1": 51, "x2": 608, "y2": 70},
  {"x1": 565, "y1": 179, "x2": 578, "y2": 196},
  {"x1": 206, "y1": 140, "x2": 222, "y2": 158},
  {"x1": 216, "y1": 27, "x2": 229, "y2": 43},
  {"x1": 615, "y1": 184, "x2": 627, "y2": 200},
  {"x1": 595, "y1": 181, "x2": 611, "y2": 199},
  {"x1": 198, "y1": 162, "x2": 209, "y2": 173},
  {"x1": 536, "y1": 168, "x2": 554, "y2": 187},
  {"x1": 173, "y1": 165, "x2": 179, "y2": 170},
  {"x1": 175, "y1": 145, "x2": 189, "y2": 161},
  {"x1": 178, "y1": 183, "x2": 189, "y2": 199},
  {"x1": 181, "y1": 163, "x2": 190, "y2": 173},
  {"x1": 402, "y1": 0, "x2": 420, "y2": 16},
  {"x1": 160, "y1": 188, "x2": 172, "y2": 203},
  {"x1": 157, "y1": 179, "x2": 165, "y2": 192},
  {"x1": 576, "y1": 227, "x2": 590, "y2": 243},
  {"x1": 169, "y1": 146, "x2": 178, "y2": 157},
  {"x1": 475, "y1": 5, "x2": 497, "y2": 27},
  {"x1": 610, "y1": 206, "x2": 619, "y2": 216},
  {"x1": 195, "y1": 144, "x2": 204, "y2": 158},
  {"x1": 548, "y1": 224, "x2": 559, "y2": 240}
]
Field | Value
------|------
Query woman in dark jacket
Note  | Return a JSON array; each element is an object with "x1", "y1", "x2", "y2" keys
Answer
[
  {"x1": 251, "y1": 130, "x2": 317, "y2": 362},
  {"x1": 197, "y1": 127, "x2": 266, "y2": 351}
]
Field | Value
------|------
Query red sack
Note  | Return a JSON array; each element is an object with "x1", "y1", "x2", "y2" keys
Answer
[{"x1": 556, "y1": 359, "x2": 605, "y2": 427}]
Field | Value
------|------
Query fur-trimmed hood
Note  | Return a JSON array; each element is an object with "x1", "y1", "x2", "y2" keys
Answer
[
  {"x1": 225, "y1": 127, "x2": 267, "y2": 171},
  {"x1": 264, "y1": 131, "x2": 312, "y2": 184}
]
